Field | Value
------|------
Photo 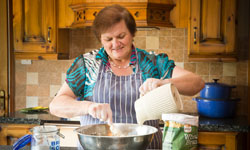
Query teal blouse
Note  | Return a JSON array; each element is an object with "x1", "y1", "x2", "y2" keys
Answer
[{"x1": 66, "y1": 47, "x2": 175, "y2": 100}]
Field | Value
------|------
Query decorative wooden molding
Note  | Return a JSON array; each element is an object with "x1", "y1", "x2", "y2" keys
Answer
[
  {"x1": 14, "y1": 52, "x2": 69, "y2": 60},
  {"x1": 69, "y1": 2, "x2": 175, "y2": 28}
]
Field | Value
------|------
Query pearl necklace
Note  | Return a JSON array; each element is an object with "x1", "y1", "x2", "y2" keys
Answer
[{"x1": 109, "y1": 58, "x2": 130, "y2": 69}]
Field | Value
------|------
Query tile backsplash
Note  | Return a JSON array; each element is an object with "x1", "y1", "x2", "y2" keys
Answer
[{"x1": 15, "y1": 27, "x2": 249, "y2": 116}]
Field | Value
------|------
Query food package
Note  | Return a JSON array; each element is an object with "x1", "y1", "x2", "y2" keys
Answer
[{"x1": 162, "y1": 113, "x2": 199, "y2": 150}]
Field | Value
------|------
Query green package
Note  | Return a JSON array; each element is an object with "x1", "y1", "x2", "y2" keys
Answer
[{"x1": 162, "y1": 113, "x2": 198, "y2": 150}]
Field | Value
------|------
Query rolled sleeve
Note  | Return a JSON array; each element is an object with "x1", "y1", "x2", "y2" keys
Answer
[
  {"x1": 66, "y1": 55, "x2": 86, "y2": 97},
  {"x1": 156, "y1": 53, "x2": 175, "y2": 79}
]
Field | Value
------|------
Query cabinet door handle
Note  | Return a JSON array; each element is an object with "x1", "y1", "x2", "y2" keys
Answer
[
  {"x1": 93, "y1": 11, "x2": 97, "y2": 17},
  {"x1": 0, "y1": 90, "x2": 5, "y2": 116},
  {"x1": 0, "y1": 90, "x2": 5, "y2": 99},
  {"x1": 134, "y1": 11, "x2": 139, "y2": 18},
  {"x1": 48, "y1": 27, "x2": 52, "y2": 43},
  {"x1": 193, "y1": 27, "x2": 197, "y2": 44}
]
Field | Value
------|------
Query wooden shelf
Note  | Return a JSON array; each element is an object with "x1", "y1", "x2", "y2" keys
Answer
[{"x1": 188, "y1": 54, "x2": 237, "y2": 62}]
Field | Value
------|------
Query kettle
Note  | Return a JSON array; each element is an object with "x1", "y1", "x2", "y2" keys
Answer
[
  {"x1": 13, "y1": 125, "x2": 64, "y2": 150},
  {"x1": 134, "y1": 83, "x2": 183, "y2": 125}
]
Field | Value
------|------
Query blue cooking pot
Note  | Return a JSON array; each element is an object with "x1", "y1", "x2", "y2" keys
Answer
[
  {"x1": 193, "y1": 97, "x2": 239, "y2": 118},
  {"x1": 200, "y1": 79, "x2": 236, "y2": 100}
]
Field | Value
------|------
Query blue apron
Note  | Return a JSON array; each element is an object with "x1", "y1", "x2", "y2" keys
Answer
[{"x1": 79, "y1": 61, "x2": 162, "y2": 149}]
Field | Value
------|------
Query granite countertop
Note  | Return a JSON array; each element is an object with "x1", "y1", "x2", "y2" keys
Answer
[
  {"x1": 0, "y1": 111, "x2": 80, "y2": 125},
  {"x1": 198, "y1": 116, "x2": 249, "y2": 132},
  {"x1": 0, "y1": 111, "x2": 249, "y2": 132}
]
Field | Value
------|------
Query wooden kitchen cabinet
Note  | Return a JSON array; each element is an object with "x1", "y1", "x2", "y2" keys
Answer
[
  {"x1": 13, "y1": 0, "x2": 69, "y2": 60},
  {"x1": 170, "y1": 0, "x2": 189, "y2": 28},
  {"x1": 188, "y1": 0, "x2": 237, "y2": 62},
  {"x1": 198, "y1": 131, "x2": 246, "y2": 150},
  {"x1": 58, "y1": 0, "x2": 175, "y2": 28},
  {"x1": 0, "y1": 123, "x2": 36, "y2": 145},
  {"x1": 57, "y1": 0, "x2": 75, "y2": 28}
]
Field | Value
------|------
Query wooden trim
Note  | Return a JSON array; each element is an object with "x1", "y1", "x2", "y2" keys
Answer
[
  {"x1": 8, "y1": 0, "x2": 15, "y2": 114},
  {"x1": 70, "y1": 2, "x2": 148, "y2": 10},
  {"x1": 188, "y1": 54, "x2": 237, "y2": 62},
  {"x1": 69, "y1": 2, "x2": 175, "y2": 28},
  {"x1": 0, "y1": 0, "x2": 8, "y2": 116},
  {"x1": 14, "y1": 52, "x2": 69, "y2": 60},
  {"x1": 199, "y1": 132, "x2": 239, "y2": 150},
  {"x1": 249, "y1": 2, "x2": 250, "y2": 125},
  {"x1": 248, "y1": 1, "x2": 250, "y2": 149},
  {"x1": 0, "y1": 0, "x2": 14, "y2": 115}
]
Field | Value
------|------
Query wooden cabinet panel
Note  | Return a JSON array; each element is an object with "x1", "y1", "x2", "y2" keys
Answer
[
  {"x1": 0, "y1": 123, "x2": 36, "y2": 145},
  {"x1": 198, "y1": 132, "x2": 239, "y2": 150},
  {"x1": 57, "y1": 0, "x2": 75, "y2": 28},
  {"x1": 13, "y1": 0, "x2": 56, "y2": 53},
  {"x1": 170, "y1": 0, "x2": 189, "y2": 28},
  {"x1": 13, "y1": 0, "x2": 70, "y2": 60},
  {"x1": 188, "y1": 0, "x2": 237, "y2": 62},
  {"x1": 0, "y1": 0, "x2": 9, "y2": 117}
]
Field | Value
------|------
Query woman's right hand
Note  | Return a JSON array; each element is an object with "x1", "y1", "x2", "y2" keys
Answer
[
  {"x1": 88, "y1": 103, "x2": 113, "y2": 125},
  {"x1": 139, "y1": 78, "x2": 166, "y2": 97}
]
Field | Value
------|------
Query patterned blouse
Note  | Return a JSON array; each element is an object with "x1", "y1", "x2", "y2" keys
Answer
[{"x1": 66, "y1": 47, "x2": 175, "y2": 100}]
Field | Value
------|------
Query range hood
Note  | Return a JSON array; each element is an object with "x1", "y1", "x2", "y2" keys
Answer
[{"x1": 69, "y1": 1, "x2": 175, "y2": 28}]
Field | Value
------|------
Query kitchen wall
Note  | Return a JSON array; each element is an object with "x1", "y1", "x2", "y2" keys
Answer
[{"x1": 15, "y1": 27, "x2": 249, "y2": 116}]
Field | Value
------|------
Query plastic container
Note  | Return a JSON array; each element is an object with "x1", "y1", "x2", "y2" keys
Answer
[
  {"x1": 31, "y1": 126, "x2": 60, "y2": 150},
  {"x1": 13, "y1": 125, "x2": 63, "y2": 150},
  {"x1": 135, "y1": 83, "x2": 183, "y2": 125}
]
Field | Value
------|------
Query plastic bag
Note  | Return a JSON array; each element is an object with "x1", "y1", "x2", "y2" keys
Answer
[{"x1": 162, "y1": 113, "x2": 199, "y2": 150}]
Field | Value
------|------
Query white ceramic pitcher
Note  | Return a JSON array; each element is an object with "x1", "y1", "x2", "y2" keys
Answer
[{"x1": 134, "y1": 83, "x2": 183, "y2": 125}]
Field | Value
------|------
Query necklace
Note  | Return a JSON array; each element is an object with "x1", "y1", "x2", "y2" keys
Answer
[{"x1": 109, "y1": 58, "x2": 130, "y2": 69}]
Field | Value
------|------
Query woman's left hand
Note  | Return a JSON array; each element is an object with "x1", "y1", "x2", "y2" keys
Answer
[{"x1": 139, "y1": 78, "x2": 167, "y2": 97}]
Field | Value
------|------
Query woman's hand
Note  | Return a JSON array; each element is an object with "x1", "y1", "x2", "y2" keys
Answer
[
  {"x1": 139, "y1": 78, "x2": 167, "y2": 97},
  {"x1": 88, "y1": 103, "x2": 113, "y2": 125}
]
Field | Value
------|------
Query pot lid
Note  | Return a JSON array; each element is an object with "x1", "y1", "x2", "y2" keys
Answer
[{"x1": 205, "y1": 79, "x2": 233, "y2": 87}]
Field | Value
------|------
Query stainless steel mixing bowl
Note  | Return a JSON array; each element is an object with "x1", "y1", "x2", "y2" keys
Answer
[{"x1": 74, "y1": 123, "x2": 158, "y2": 150}]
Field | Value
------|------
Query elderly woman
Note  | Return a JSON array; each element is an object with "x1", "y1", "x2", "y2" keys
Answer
[{"x1": 49, "y1": 4, "x2": 204, "y2": 149}]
